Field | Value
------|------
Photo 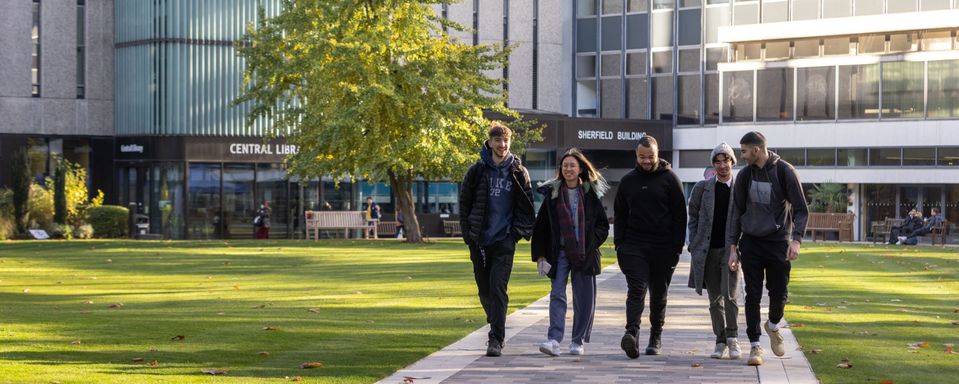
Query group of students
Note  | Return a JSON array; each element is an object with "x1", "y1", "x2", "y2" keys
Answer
[
  {"x1": 459, "y1": 123, "x2": 808, "y2": 367},
  {"x1": 887, "y1": 207, "x2": 944, "y2": 245}
]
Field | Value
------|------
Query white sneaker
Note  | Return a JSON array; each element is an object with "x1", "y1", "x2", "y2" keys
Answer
[
  {"x1": 570, "y1": 342, "x2": 584, "y2": 355},
  {"x1": 727, "y1": 338, "x2": 742, "y2": 359},
  {"x1": 539, "y1": 339, "x2": 560, "y2": 357},
  {"x1": 710, "y1": 342, "x2": 727, "y2": 359}
]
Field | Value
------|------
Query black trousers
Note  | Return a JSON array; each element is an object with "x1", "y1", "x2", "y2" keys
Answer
[
  {"x1": 617, "y1": 248, "x2": 679, "y2": 337},
  {"x1": 469, "y1": 238, "x2": 516, "y2": 343},
  {"x1": 739, "y1": 235, "x2": 791, "y2": 343}
]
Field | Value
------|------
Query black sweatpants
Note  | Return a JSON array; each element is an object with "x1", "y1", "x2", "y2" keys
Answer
[
  {"x1": 739, "y1": 235, "x2": 791, "y2": 343},
  {"x1": 469, "y1": 238, "x2": 516, "y2": 343},
  {"x1": 617, "y1": 247, "x2": 679, "y2": 337}
]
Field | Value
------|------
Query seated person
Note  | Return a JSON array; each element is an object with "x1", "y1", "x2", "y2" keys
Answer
[
  {"x1": 900, "y1": 208, "x2": 945, "y2": 245},
  {"x1": 889, "y1": 209, "x2": 923, "y2": 245}
]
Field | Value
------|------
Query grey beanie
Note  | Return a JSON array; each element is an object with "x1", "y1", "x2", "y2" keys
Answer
[{"x1": 710, "y1": 142, "x2": 737, "y2": 166}]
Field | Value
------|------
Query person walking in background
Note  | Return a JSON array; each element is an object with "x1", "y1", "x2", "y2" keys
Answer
[
  {"x1": 727, "y1": 131, "x2": 808, "y2": 366},
  {"x1": 531, "y1": 148, "x2": 609, "y2": 357},
  {"x1": 614, "y1": 135, "x2": 687, "y2": 359},
  {"x1": 687, "y1": 143, "x2": 743, "y2": 360},
  {"x1": 254, "y1": 201, "x2": 271, "y2": 239},
  {"x1": 362, "y1": 196, "x2": 381, "y2": 238},
  {"x1": 458, "y1": 121, "x2": 535, "y2": 357}
]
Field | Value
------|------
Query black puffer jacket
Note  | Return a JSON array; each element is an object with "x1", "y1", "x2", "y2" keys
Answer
[
  {"x1": 458, "y1": 142, "x2": 535, "y2": 245},
  {"x1": 530, "y1": 179, "x2": 609, "y2": 277},
  {"x1": 614, "y1": 158, "x2": 687, "y2": 255}
]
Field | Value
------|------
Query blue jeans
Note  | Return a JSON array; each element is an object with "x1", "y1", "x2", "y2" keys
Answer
[{"x1": 547, "y1": 251, "x2": 597, "y2": 345}]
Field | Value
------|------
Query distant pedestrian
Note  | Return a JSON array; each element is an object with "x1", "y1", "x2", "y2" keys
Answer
[
  {"x1": 531, "y1": 148, "x2": 609, "y2": 357},
  {"x1": 396, "y1": 209, "x2": 405, "y2": 239},
  {"x1": 362, "y1": 196, "x2": 381, "y2": 238},
  {"x1": 255, "y1": 201, "x2": 271, "y2": 239}
]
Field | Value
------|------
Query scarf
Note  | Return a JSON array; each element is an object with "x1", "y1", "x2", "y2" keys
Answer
[{"x1": 556, "y1": 184, "x2": 587, "y2": 270}]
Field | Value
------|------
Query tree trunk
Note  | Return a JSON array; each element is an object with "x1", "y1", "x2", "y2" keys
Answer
[{"x1": 388, "y1": 170, "x2": 423, "y2": 243}]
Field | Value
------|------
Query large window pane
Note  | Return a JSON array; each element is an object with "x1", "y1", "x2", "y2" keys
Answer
[
  {"x1": 823, "y1": 0, "x2": 851, "y2": 18},
  {"x1": 807, "y1": 148, "x2": 837, "y2": 166},
  {"x1": 323, "y1": 179, "x2": 353, "y2": 210},
  {"x1": 628, "y1": 77, "x2": 650, "y2": 118},
  {"x1": 652, "y1": 50, "x2": 672, "y2": 73},
  {"x1": 629, "y1": 0, "x2": 649, "y2": 12},
  {"x1": 257, "y1": 163, "x2": 288, "y2": 238},
  {"x1": 704, "y1": 5, "x2": 730, "y2": 44},
  {"x1": 678, "y1": 9, "x2": 701, "y2": 45},
  {"x1": 704, "y1": 73, "x2": 720, "y2": 124},
  {"x1": 838, "y1": 64, "x2": 879, "y2": 119},
  {"x1": 855, "y1": 0, "x2": 883, "y2": 16},
  {"x1": 797, "y1": 66, "x2": 835, "y2": 121},
  {"x1": 723, "y1": 70, "x2": 753, "y2": 122},
  {"x1": 886, "y1": 0, "x2": 916, "y2": 13},
  {"x1": 577, "y1": 55, "x2": 598, "y2": 78},
  {"x1": 921, "y1": 0, "x2": 951, "y2": 11},
  {"x1": 653, "y1": 76, "x2": 674, "y2": 121},
  {"x1": 838, "y1": 148, "x2": 867, "y2": 166},
  {"x1": 604, "y1": 0, "x2": 625, "y2": 14},
  {"x1": 881, "y1": 61, "x2": 923, "y2": 119},
  {"x1": 939, "y1": 148, "x2": 959, "y2": 166},
  {"x1": 578, "y1": 80, "x2": 599, "y2": 116},
  {"x1": 156, "y1": 163, "x2": 185, "y2": 239},
  {"x1": 188, "y1": 163, "x2": 221, "y2": 239},
  {"x1": 678, "y1": 75, "x2": 701, "y2": 124},
  {"x1": 577, "y1": 18, "x2": 598, "y2": 52},
  {"x1": 776, "y1": 149, "x2": 805, "y2": 166},
  {"x1": 626, "y1": 13, "x2": 650, "y2": 49},
  {"x1": 223, "y1": 163, "x2": 255, "y2": 239},
  {"x1": 579, "y1": 0, "x2": 598, "y2": 16},
  {"x1": 602, "y1": 79, "x2": 625, "y2": 118},
  {"x1": 902, "y1": 147, "x2": 936, "y2": 166},
  {"x1": 791, "y1": 0, "x2": 819, "y2": 20},
  {"x1": 680, "y1": 0, "x2": 702, "y2": 6},
  {"x1": 705, "y1": 47, "x2": 727, "y2": 71},
  {"x1": 761, "y1": 0, "x2": 788, "y2": 23},
  {"x1": 652, "y1": 10, "x2": 674, "y2": 47},
  {"x1": 928, "y1": 60, "x2": 959, "y2": 118},
  {"x1": 869, "y1": 148, "x2": 901, "y2": 166},
  {"x1": 757, "y1": 68, "x2": 793, "y2": 121},
  {"x1": 733, "y1": 3, "x2": 759, "y2": 25},
  {"x1": 602, "y1": 16, "x2": 623, "y2": 50},
  {"x1": 679, "y1": 150, "x2": 712, "y2": 168}
]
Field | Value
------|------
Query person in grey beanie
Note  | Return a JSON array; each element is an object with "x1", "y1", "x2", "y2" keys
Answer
[{"x1": 687, "y1": 142, "x2": 743, "y2": 359}]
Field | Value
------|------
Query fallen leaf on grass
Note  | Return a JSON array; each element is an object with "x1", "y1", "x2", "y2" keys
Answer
[
  {"x1": 890, "y1": 299, "x2": 902, "y2": 302},
  {"x1": 71, "y1": 339, "x2": 81, "y2": 345},
  {"x1": 289, "y1": 377, "x2": 303, "y2": 382},
  {"x1": 790, "y1": 323, "x2": 805, "y2": 328},
  {"x1": 106, "y1": 259, "x2": 112, "y2": 263},
  {"x1": 171, "y1": 335, "x2": 185, "y2": 341},
  {"x1": 149, "y1": 348, "x2": 159, "y2": 352},
  {"x1": 691, "y1": 363, "x2": 702, "y2": 368},
  {"x1": 233, "y1": 285, "x2": 241, "y2": 290},
  {"x1": 253, "y1": 304, "x2": 270, "y2": 309},
  {"x1": 132, "y1": 357, "x2": 144, "y2": 362},
  {"x1": 307, "y1": 308, "x2": 320, "y2": 313},
  {"x1": 880, "y1": 379, "x2": 894, "y2": 384},
  {"x1": 836, "y1": 358, "x2": 853, "y2": 369},
  {"x1": 300, "y1": 362, "x2": 323, "y2": 369},
  {"x1": 109, "y1": 303, "x2": 124, "y2": 308},
  {"x1": 22, "y1": 288, "x2": 30, "y2": 293},
  {"x1": 258, "y1": 351, "x2": 270, "y2": 356},
  {"x1": 200, "y1": 369, "x2": 228, "y2": 375},
  {"x1": 263, "y1": 326, "x2": 281, "y2": 331},
  {"x1": 810, "y1": 348, "x2": 823, "y2": 354},
  {"x1": 83, "y1": 300, "x2": 94, "y2": 304},
  {"x1": 148, "y1": 360, "x2": 159, "y2": 367},
  {"x1": 945, "y1": 344, "x2": 955, "y2": 354}
]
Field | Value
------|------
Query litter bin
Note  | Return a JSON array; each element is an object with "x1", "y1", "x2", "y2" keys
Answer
[{"x1": 133, "y1": 213, "x2": 150, "y2": 235}]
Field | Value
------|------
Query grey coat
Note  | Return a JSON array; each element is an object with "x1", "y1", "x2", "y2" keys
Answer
[{"x1": 686, "y1": 176, "x2": 739, "y2": 295}]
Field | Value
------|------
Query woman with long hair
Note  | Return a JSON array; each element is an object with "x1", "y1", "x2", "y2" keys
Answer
[{"x1": 531, "y1": 148, "x2": 610, "y2": 356}]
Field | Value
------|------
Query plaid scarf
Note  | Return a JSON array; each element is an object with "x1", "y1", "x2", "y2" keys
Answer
[{"x1": 556, "y1": 184, "x2": 587, "y2": 270}]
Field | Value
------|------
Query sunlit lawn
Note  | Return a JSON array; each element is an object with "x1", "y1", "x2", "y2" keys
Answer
[
  {"x1": 788, "y1": 243, "x2": 959, "y2": 384},
  {"x1": 0, "y1": 239, "x2": 613, "y2": 384}
]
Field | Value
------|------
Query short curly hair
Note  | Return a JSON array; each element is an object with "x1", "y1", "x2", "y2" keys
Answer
[{"x1": 488, "y1": 121, "x2": 512, "y2": 140}]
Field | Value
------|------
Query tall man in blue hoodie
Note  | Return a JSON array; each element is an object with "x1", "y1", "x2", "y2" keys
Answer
[
  {"x1": 727, "y1": 131, "x2": 808, "y2": 366},
  {"x1": 459, "y1": 122, "x2": 535, "y2": 357},
  {"x1": 615, "y1": 135, "x2": 687, "y2": 359}
]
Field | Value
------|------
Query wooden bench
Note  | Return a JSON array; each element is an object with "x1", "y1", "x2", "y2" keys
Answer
[
  {"x1": 871, "y1": 217, "x2": 904, "y2": 244},
  {"x1": 930, "y1": 220, "x2": 948, "y2": 246},
  {"x1": 805, "y1": 212, "x2": 855, "y2": 242},
  {"x1": 377, "y1": 221, "x2": 400, "y2": 238},
  {"x1": 443, "y1": 220, "x2": 461, "y2": 237},
  {"x1": 304, "y1": 211, "x2": 376, "y2": 240}
]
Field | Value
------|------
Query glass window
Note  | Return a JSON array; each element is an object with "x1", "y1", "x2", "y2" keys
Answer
[
  {"x1": 807, "y1": 148, "x2": 837, "y2": 166},
  {"x1": 579, "y1": 0, "x2": 598, "y2": 16},
  {"x1": 776, "y1": 149, "x2": 805, "y2": 166},
  {"x1": 604, "y1": 0, "x2": 625, "y2": 14},
  {"x1": 928, "y1": 59, "x2": 959, "y2": 118},
  {"x1": 32, "y1": 0, "x2": 40, "y2": 97},
  {"x1": 629, "y1": 0, "x2": 649, "y2": 12},
  {"x1": 577, "y1": 55, "x2": 598, "y2": 78},
  {"x1": 678, "y1": 9, "x2": 702, "y2": 45},
  {"x1": 578, "y1": 80, "x2": 599, "y2": 116},
  {"x1": 902, "y1": 147, "x2": 936, "y2": 166},
  {"x1": 723, "y1": 70, "x2": 754, "y2": 122},
  {"x1": 223, "y1": 164, "x2": 256, "y2": 239},
  {"x1": 793, "y1": 39, "x2": 819, "y2": 57},
  {"x1": 922, "y1": 30, "x2": 954, "y2": 51},
  {"x1": 627, "y1": 51, "x2": 648, "y2": 75},
  {"x1": 602, "y1": 53, "x2": 621, "y2": 77},
  {"x1": 823, "y1": 0, "x2": 851, "y2": 18},
  {"x1": 654, "y1": 0, "x2": 677, "y2": 9},
  {"x1": 680, "y1": 0, "x2": 702, "y2": 6},
  {"x1": 938, "y1": 147, "x2": 959, "y2": 166},
  {"x1": 188, "y1": 163, "x2": 221, "y2": 239},
  {"x1": 653, "y1": 76, "x2": 674, "y2": 121},
  {"x1": 869, "y1": 148, "x2": 901, "y2": 166},
  {"x1": 756, "y1": 68, "x2": 793, "y2": 121},
  {"x1": 855, "y1": 0, "x2": 883, "y2": 16},
  {"x1": 823, "y1": 37, "x2": 850, "y2": 55},
  {"x1": 652, "y1": 50, "x2": 672, "y2": 73},
  {"x1": 735, "y1": 43, "x2": 761, "y2": 61},
  {"x1": 323, "y1": 179, "x2": 354, "y2": 210},
  {"x1": 881, "y1": 61, "x2": 924, "y2": 119},
  {"x1": 705, "y1": 47, "x2": 727, "y2": 71},
  {"x1": 707, "y1": 0, "x2": 729, "y2": 3},
  {"x1": 155, "y1": 163, "x2": 184, "y2": 239},
  {"x1": 886, "y1": 0, "x2": 916, "y2": 13},
  {"x1": 679, "y1": 150, "x2": 712, "y2": 167},
  {"x1": 921, "y1": 0, "x2": 951, "y2": 11},
  {"x1": 761, "y1": 0, "x2": 788, "y2": 23},
  {"x1": 791, "y1": 0, "x2": 819, "y2": 20},
  {"x1": 858, "y1": 35, "x2": 886, "y2": 54},
  {"x1": 797, "y1": 66, "x2": 835, "y2": 121},
  {"x1": 704, "y1": 73, "x2": 720, "y2": 124},
  {"x1": 838, "y1": 148, "x2": 867, "y2": 166},
  {"x1": 628, "y1": 77, "x2": 650, "y2": 118},
  {"x1": 838, "y1": 64, "x2": 879, "y2": 119},
  {"x1": 77, "y1": 1, "x2": 85, "y2": 99},
  {"x1": 704, "y1": 5, "x2": 730, "y2": 44},
  {"x1": 602, "y1": 79, "x2": 625, "y2": 118},
  {"x1": 764, "y1": 41, "x2": 789, "y2": 59},
  {"x1": 426, "y1": 182, "x2": 459, "y2": 215},
  {"x1": 626, "y1": 13, "x2": 650, "y2": 49},
  {"x1": 678, "y1": 75, "x2": 701, "y2": 124},
  {"x1": 652, "y1": 10, "x2": 674, "y2": 47},
  {"x1": 733, "y1": 2, "x2": 759, "y2": 25},
  {"x1": 678, "y1": 48, "x2": 700, "y2": 72},
  {"x1": 888, "y1": 32, "x2": 918, "y2": 52},
  {"x1": 257, "y1": 163, "x2": 289, "y2": 238},
  {"x1": 602, "y1": 16, "x2": 623, "y2": 50},
  {"x1": 577, "y1": 18, "x2": 598, "y2": 52}
]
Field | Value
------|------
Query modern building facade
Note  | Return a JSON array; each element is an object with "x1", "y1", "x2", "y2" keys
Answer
[{"x1": 2, "y1": 0, "x2": 957, "y2": 241}]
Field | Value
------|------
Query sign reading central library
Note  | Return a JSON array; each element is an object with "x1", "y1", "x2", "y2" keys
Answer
[{"x1": 228, "y1": 143, "x2": 298, "y2": 156}]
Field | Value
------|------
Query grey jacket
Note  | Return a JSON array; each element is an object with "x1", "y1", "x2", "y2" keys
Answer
[{"x1": 686, "y1": 176, "x2": 736, "y2": 295}]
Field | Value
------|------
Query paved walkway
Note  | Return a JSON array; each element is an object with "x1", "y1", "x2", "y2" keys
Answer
[{"x1": 379, "y1": 254, "x2": 818, "y2": 384}]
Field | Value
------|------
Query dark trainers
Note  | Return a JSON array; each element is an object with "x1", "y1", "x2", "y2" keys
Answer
[
  {"x1": 645, "y1": 334, "x2": 662, "y2": 355},
  {"x1": 486, "y1": 339, "x2": 503, "y2": 357},
  {"x1": 620, "y1": 332, "x2": 640, "y2": 359}
]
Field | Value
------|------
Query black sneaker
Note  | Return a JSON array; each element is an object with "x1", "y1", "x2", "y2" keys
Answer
[
  {"x1": 486, "y1": 339, "x2": 503, "y2": 357},
  {"x1": 620, "y1": 332, "x2": 640, "y2": 359},
  {"x1": 645, "y1": 333, "x2": 662, "y2": 355}
]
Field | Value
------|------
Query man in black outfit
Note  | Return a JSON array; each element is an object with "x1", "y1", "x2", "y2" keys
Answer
[{"x1": 615, "y1": 135, "x2": 687, "y2": 359}]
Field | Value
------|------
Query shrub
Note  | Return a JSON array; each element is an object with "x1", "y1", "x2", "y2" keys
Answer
[
  {"x1": 51, "y1": 223, "x2": 73, "y2": 240},
  {"x1": 87, "y1": 205, "x2": 129, "y2": 238},
  {"x1": 0, "y1": 215, "x2": 14, "y2": 240},
  {"x1": 74, "y1": 224, "x2": 94, "y2": 239},
  {"x1": 28, "y1": 184, "x2": 54, "y2": 231},
  {"x1": 11, "y1": 147, "x2": 31, "y2": 234}
]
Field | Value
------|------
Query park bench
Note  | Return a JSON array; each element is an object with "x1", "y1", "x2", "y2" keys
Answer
[
  {"x1": 304, "y1": 211, "x2": 376, "y2": 240},
  {"x1": 805, "y1": 212, "x2": 855, "y2": 242},
  {"x1": 930, "y1": 220, "x2": 948, "y2": 246},
  {"x1": 870, "y1": 217, "x2": 904, "y2": 244},
  {"x1": 377, "y1": 221, "x2": 400, "y2": 238},
  {"x1": 443, "y1": 220, "x2": 461, "y2": 237}
]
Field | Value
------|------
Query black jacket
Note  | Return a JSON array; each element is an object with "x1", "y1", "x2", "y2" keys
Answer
[
  {"x1": 458, "y1": 142, "x2": 535, "y2": 245},
  {"x1": 727, "y1": 151, "x2": 809, "y2": 245},
  {"x1": 614, "y1": 159, "x2": 687, "y2": 255},
  {"x1": 530, "y1": 180, "x2": 610, "y2": 277}
]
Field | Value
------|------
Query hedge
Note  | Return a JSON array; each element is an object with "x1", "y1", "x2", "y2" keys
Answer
[{"x1": 87, "y1": 205, "x2": 129, "y2": 238}]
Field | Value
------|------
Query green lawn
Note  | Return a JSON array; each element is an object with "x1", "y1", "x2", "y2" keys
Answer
[
  {"x1": 788, "y1": 243, "x2": 959, "y2": 384},
  {"x1": 0, "y1": 239, "x2": 612, "y2": 384}
]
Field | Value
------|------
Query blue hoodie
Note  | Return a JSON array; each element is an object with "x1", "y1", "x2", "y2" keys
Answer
[{"x1": 480, "y1": 143, "x2": 515, "y2": 246}]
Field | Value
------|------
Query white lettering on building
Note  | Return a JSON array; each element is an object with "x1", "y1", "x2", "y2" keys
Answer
[
  {"x1": 120, "y1": 144, "x2": 144, "y2": 153},
  {"x1": 228, "y1": 143, "x2": 299, "y2": 156},
  {"x1": 577, "y1": 130, "x2": 646, "y2": 141}
]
